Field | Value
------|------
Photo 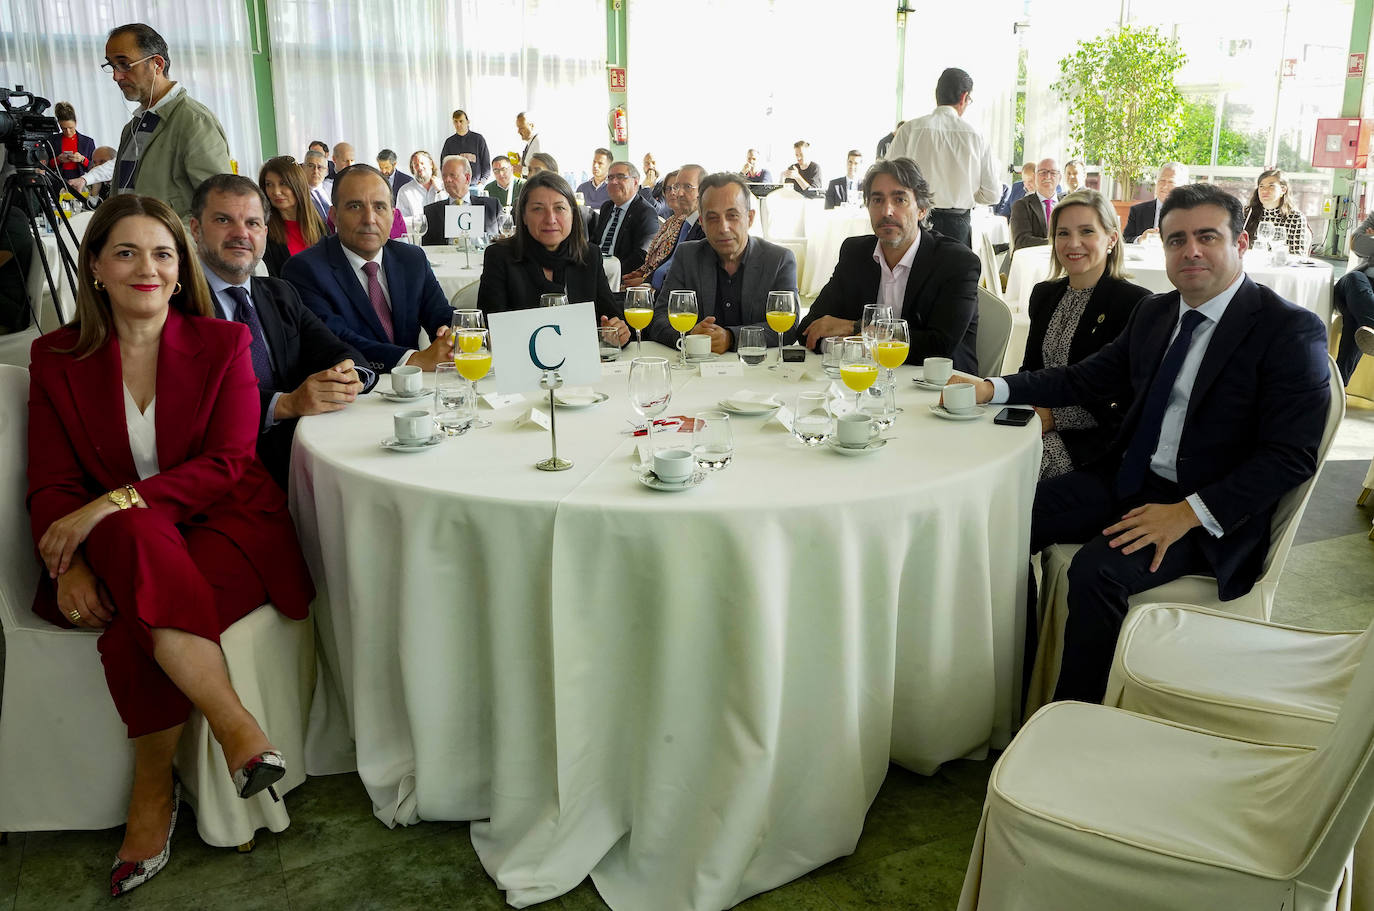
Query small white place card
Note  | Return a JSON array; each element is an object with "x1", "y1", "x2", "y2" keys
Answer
[
  {"x1": 766, "y1": 406, "x2": 795, "y2": 432},
  {"x1": 775, "y1": 365, "x2": 807, "y2": 383},
  {"x1": 602, "y1": 361, "x2": 631, "y2": 376},
  {"x1": 514, "y1": 407, "x2": 551, "y2": 431},
  {"x1": 700, "y1": 361, "x2": 743, "y2": 378},
  {"x1": 481, "y1": 392, "x2": 524, "y2": 410}
]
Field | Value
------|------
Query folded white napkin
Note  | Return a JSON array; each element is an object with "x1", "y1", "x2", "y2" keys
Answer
[
  {"x1": 555, "y1": 386, "x2": 601, "y2": 405},
  {"x1": 722, "y1": 389, "x2": 780, "y2": 410}
]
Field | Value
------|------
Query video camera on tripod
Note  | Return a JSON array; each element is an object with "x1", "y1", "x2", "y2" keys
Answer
[{"x1": 0, "y1": 86, "x2": 60, "y2": 169}]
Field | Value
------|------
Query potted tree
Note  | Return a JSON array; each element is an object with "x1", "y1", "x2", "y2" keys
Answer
[{"x1": 1054, "y1": 25, "x2": 1187, "y2": 221}]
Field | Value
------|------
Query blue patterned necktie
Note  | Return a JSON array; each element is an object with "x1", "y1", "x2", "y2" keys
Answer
[
  {"x1": 1116, "y1": 308, "x2": 1207, "y2": 498},
  {"x1": 225, "y1": 285, "x2": 273, "y2": 385},
  {"x1": 600, "y1": 205, "x2": 624, "y2": 255}
]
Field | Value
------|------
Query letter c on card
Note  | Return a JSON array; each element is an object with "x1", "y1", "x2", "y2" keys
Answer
[{"x1": 530, "y1": 324, "x2": 566, "y2": 371}]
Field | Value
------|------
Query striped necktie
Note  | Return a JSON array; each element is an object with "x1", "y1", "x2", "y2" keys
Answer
[{"x1": 600, "y1": 206, "x2": 624, "y2": 256}]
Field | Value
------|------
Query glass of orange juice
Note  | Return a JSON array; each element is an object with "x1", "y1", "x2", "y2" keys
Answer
[
  {"x1": 839, "y1": 336, "x2": 878, "y2": 411},
  {"x1": 872, "y1": 318, "x2": 910, "y2": 388},
  {"x1": 764, "y1": 290, "x2": 798, "y2": 369},
  {"x1": 666, "y1": 290, "x2": 697, "y2": 370},
  {"x1": 624, "y1": 285, "x2": 653, "y2": 357},
  {"x1": 454, "y1": 328, "x2": 492, "y2": 428}
]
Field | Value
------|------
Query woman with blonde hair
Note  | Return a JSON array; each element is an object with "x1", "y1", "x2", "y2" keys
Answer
[
  {"x1": 257, "y1": 156, "x2": 326, "y2": 276},
  {"x1": 26, "y1": 194, "x2": 314, "y2": 896},
  {"x1": 1020, "y1": 189, "x2": 1151, "y2": 478}
]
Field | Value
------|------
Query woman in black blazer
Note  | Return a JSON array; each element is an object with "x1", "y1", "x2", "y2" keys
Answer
[
  {"x1": 477, "y1": 170, "x2": 630, "y2": 343},
  {"x1": 1021, "y1": 189, "x2": 1151, "y2": 479}
]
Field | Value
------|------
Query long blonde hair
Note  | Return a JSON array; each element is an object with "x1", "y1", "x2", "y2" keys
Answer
[
  {"x1": 1047, "y1": 189, "x2": 1129, "y2": 281},
  {"x1": 62, "y1": 195, "x2": 213, "y2": 358}
]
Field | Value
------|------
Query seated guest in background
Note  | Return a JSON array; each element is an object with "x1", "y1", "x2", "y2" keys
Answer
[
  {"x1": 331, "y1": 142, "x2": 355, "y2": 178},
  {"x1": 396, "y1": 151, "x2": 444, "y2": 218},
  {"x1": 422, "y1": 156, "x2": 501, "y2": 243},
  {"x1": 1334, "y1": 212, "x2": 1374, "y2": 384},
  {"x1": 577, "y1": 148, "x2": 614, "y2": 208},
  {"x1": 51, "y1": 101, "x2": 96, "y2": 183},
  {"x1": 591, "y1": 160, "x2": 659, "y2": 274},
  {"x1": 875, "y1": 122, "x2": 903, "y2": 160},
  {"x1": 740, "y1": 148, "x2": 773, "y2": 184},
  {"x1": 799, "y1": 157, "x2": 980, "y2": 372},
  {"x1": 309, "y1": 140, "x2": 334, "y2": 178},
  {"x1": 1063, "y1": 158, "x2": 1086, "y2": 194},
  {"x1": 641, "y1": 152, "x2": 660, "y2": 192},
  {"x1": 375, "y1": 149, "x2": 413, "y2": 203},
  {"x1": 440, "y1": 110, "x2": 493, "y2": 184},
  {"x1": 1123, "y1": 162, "x2": 1186, "y2": 242},
  {"x1": 85, "y1": 145, "x2": 116, "y2": 201},
  {"x1": 190, "y1": 174, "x2": 372, "y2": 486},
  {"x1": 1009, "y1": 158, "x2": 1061, "y2": 252},
  {"x1": 651, "y1": 172, "x2": 798, "y2": 354},
  {"x1": 994, "y1": 162, "x2": 1036, "y2": 218},
  {"x1": 1019, "y1": 189, "x2": 1150, "y2": 479},
  {"x1": 28, "y1": 194, "x2": 314, "y2": 897},
  {"x1": 484, "y1": 155, "x2": 523, "y2": 207},
  {"x1": 960, "y1": 183, "x2": 1330, "y2": 703},
  {"x1": 526, "y1": 152, "x2": 559, "y2": 177},
  {"x1": 515, "y1": 111, "x2": 541, "y2": 176},
  {"x1": 825, "y1": 150, "x2": 864, "y2": 209},
  {"x1": 302, "y1": 149, "x2": 333, "y2": 226},
  {"x1": 623, "y1": 169, "x2": 680, "y2": 287},
  {"x1": 1243, "y1": 168, "x2": 1309, "y2": 256},
  {"x1": 476, "y1": 170, "x2": 630, "y2": 344},
  {"x1": 282, "y1": 164, "x2": 454, "y2": 372},
  {"x1": 630, "y1": 164, "x2": 707, "y2": 291},
  {"x1": 258, "y1": 156, "x2": 326, "y2": 277},
  {"x1": 782, "y1": 140, "x2": 821, "y2": 192}
]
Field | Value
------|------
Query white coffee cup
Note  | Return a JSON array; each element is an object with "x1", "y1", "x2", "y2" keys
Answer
[
  {"x1": 923, "y1": 357, "x2": 954, "y2": 385},
  {"x1": 394, "y1": 409, "x2": 432, "y2": 443},
  {"x1": 678, "y1": 334, "x2": 712, "y2": 358},
  {"x1": 653, "y1": 447, "x2": 695, "y2": 482},
  {"x1": 836, "y1": 412, "x2": 879, "y2": 446},
  {"x1": 392, "y1": 365, "x2": 424, "y2": 396},
  {"x1": 943, "y1": 382, "x2": 976, "y2": 414}
]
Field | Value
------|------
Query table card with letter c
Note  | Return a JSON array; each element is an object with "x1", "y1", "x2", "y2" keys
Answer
[
  {"x1": 443, "y1": 205, "x2": 485, "y2": 242},
  {"x1": 486, "y1": 301, "x2": 602, "y2": 393}
]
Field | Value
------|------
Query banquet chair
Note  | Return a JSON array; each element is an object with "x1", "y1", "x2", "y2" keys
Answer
[
  {"x1": 1023, "y1": 355, "x2": 1346, "y2": 713},
  {"x1": 0, "y1": 364, "x2": 316, "y2": 848},
  {"x1": 974, "y1": 287, "x2": 1013, "y2": 377},
  {"x1": 758, "y1": 186, "x2": 808, "y2": 280},
  {"x1": 449, "y1": 281, "x2": 480, "y2": 310},
  {"x1": 956, "y1": 621, "x2": 1374, "y2": 911}
]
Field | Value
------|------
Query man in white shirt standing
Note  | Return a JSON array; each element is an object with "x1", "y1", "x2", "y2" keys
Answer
[
  {"x1": 886, "y1": 67, "x2": 1001, "y2": 248},
  {"x1": 515, "y1": 112, "x2": 541, "y2": 177}
]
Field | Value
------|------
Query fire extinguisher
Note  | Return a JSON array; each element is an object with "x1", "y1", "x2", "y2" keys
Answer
[{"x1": 611, "y1": 105, "x2": 628, "y2": 145}]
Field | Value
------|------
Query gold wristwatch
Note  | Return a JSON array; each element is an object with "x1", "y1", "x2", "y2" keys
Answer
[{"x1": 107, "y1": 484, "x2": 142, "y2": 510}]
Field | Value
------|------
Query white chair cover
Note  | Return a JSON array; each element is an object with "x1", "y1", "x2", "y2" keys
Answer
[
  {"x1": 0, "y1": 364, "x2": 315, "y2": 847},
  {"x1": 759, "y1": 187, "x2": 808, "y2": 281},
  {"x1": 975, "y1": 287, "x2": 1013, "y2": 377},
  {"x1": 1024, "y1": 356, "x2": 1346, "y2": 713},
  {"x1": 449, "y1": 281, "x2": 480, "y2": 310}
]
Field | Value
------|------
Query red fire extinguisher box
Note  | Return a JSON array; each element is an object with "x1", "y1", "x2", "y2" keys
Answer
[{"x1": 1312, "y1": 118, "x2": 1374, "y2": 169}]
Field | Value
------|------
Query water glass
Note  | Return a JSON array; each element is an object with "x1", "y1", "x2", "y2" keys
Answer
[
  {"x1": 859, "y1": 380, "x2": 897, "y2": 429},
  {"x1": 820, "y1": 336, "x2": 844, "y2": 378},
  {"x1": 737, "y1": 326, "x2": 767, "y2": 366},
  {"x1": 692, "y1": 410, "x2": 734, "y2": 470},
  {"x1": 793, "y1": 391, "x2": 832, "y2": 446},
  {"x1": 599, "y1": 325, "x2": 622, "y2": 362},
  {"x1": 434, "y1": 363, "x2": 475, "y2": 435}
]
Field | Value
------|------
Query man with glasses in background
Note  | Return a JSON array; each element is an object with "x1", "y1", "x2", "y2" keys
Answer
[
  {"x1": 590, "y1": 161, "x2": 659, "y2": 275},
  {"x1": 632, "y1": 164, "x2": 707, "y2": 292},
  {"x1": 69, "y1": 22, "x2": 230, "y2": 224},
  {"x1": 1009, "y1": 158, "x2": 1062, "y2": 252},
  {"x1": 484, "y1": 155, "x2": 523, "y2": 207},
  {"x1": 302, "y1": 149, "x2": 333, "y2": 225}
]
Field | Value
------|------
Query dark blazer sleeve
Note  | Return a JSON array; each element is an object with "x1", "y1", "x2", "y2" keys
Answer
[
  {"x1": 77, "y1": 134, "x2": 96, "y2": 174},
  {"x1": 421, "y1": 201, "x2": 447, "y2": 246},
  {"x1": 1009, "y1": 196, "x2": 1047, "y2": 252},
  {"x1": 477, "y1": 242, "x2": 517, "y2": 314},
  {"x1": 1123, "y1": 201, "x2": 1153, "y2": 243},
  {"x1": 1003, "y1": 295, "x2": 1147, "y2": 410},
  {"x1": 255, "y1": 277, "x2": 369, "y2": 397},
  {"x1": 263, "y1": 240, "x2": 289, "y2": 279},
  {"x1": 824, "y1": 178, "x2": 844, "y2": 210},
  {"x1": 406, "y1": 245, "x2": 455, "y2": 338},
  {"x1": 618, "y1": 198, "x2": 659, "y2": 274},
  {"x1": 281, "y1": 246, "x2": 406, "y2": 370},
  {"x1": 796, "y1": 236, "x2": 868, "y2": 342},
  {"x1": 650, "y1": 242, "x2": 697, "y2": 346},
  {"x1": 906, "y1": 238, "x2": 980, "y2": 370}
]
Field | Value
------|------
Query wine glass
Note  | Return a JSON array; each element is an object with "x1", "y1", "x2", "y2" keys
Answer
[
  {"x1": 860, "y1": 303, "x2": 893, "y2": 350},
  {"x1": 692, "y1": 410, "x2": 734, "y2": 470},
  {"x1": 540, "y1": 292, "x2": 568, "y2": 308},
  {"x1": 666, "y1": 290, "x2": 698, "y2": 370},
  {"x1": 453, "y1": 328, "x2": 492, "y2": 429},
  {"x1": 628, "y1": 356, "x2": 672, "y2": 455},
  {"x1": 1269, "y1": 225, "x2": 1289, "y2": 265},
  {"x1": 498, "y1": 207, "x2": 516, "y2": 238},
  {"x1": 872, "y1": 318, "x2": 910, "y2": 390},
  {"x1": 839, "y1": 336, "x2": 877, "y2": 412},
  {"x1": 413, "y1": 213, "x2": 428, "y2": 246},
  {"x1": 623, "y1": 285, "x2": 653, "y2": 356},
  {"x1": 765, "y1": 290, "x2": 798, "y2": 368},
  {"x1": 451, "y1": 308, "x2": 484, "y2": 333},
  {"x1": 1254, "y1": 222, "x2": 1276, "y2": 256},
  {"x1": 736, "y1": 326, "x2": 767, "y2": 366}
]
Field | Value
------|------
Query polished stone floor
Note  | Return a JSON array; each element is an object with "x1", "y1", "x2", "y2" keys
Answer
[{"x1": 3, "y1": 406, "x2": 1372, "y2": 911}]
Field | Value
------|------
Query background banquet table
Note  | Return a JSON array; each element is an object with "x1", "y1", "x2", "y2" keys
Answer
[
  {"x1": 421, "y1": 243, "x2": 622, "y2": 302},
  {"x1": 289, "y1": 343, "x2": 1040, "y2": 910}
]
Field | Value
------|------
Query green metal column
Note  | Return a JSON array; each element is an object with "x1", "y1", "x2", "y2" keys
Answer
[
  {"x1": 1331, "y1": 0, "x2": 1373, "y2": 254},
  {"x1": 605, "y1": 0, "x2": 629, "y2": 160},
  {"x1": 895, "y1": 2, "x2": 912, "y2": 124},
  {"x1": 244, "y1": 0, "x2": 278, "y2": 164}
]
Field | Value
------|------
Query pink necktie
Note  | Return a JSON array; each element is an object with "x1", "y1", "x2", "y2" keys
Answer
[
  {"x1": 361, "y1": 261, "x2": 394, "y2": 342},
  {"x1": 1043, "y1": 197, "x2": 1054, "y2": 225}
]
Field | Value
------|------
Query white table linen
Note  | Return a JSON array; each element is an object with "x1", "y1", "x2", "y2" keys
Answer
[
  {"x1": 421, "y1": 244, "x2": 622, "y2": 302},
  {"x1": 290, "y1": 344, "x2": 1040, "y2": 910},
  {"x1": 800, "y1": 207, "x2": 871, "y2": 297}
]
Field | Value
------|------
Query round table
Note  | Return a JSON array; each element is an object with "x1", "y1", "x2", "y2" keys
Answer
[
  {"x1": 289, "y1": 344, "x2": 1039, "y2": 910},
  {"x1": 421, "y1": 244, "x2": 623, "y2": 303}
]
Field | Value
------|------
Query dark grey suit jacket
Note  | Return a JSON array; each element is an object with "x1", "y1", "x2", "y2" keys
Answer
[
  {"x1": 649, "y1": 237, "x2": 798, "y2": 349},
  {"x1": 1009, "y1": 193, "x2": 1051, "y2": 252},
  {"x1": 590, "y1": 195, "x2": 660, "y2": 274}
]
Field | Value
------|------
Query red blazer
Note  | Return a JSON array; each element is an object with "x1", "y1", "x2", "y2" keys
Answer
[{"x1": 26, "y1": 308, "x2": 314, "y2": 622}]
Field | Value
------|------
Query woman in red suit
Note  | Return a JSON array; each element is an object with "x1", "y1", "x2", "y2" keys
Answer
[{"x1": 26, "y1": 194, "x2": 315, "y2": 896}]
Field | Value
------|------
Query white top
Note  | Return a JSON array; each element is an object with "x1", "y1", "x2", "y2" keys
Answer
[
  {"x1": 872, "y1": 230, "x2": 921, "y2": 316},
  {"x1": 123, "y1": 384, "x2": 159, "y2": 480},
  {"x1": 885, "y1": 105, "x2": 1001, "y2": 209},
  {"x1": 397, "y1": 180, "x2": 447, "y2": 219}
]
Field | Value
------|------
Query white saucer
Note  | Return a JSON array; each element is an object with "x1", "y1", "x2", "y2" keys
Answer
[
  {"x1": 554, "y1": 391, "x2": 609, "y2": 409},
  {"x1": 380, "y1": 434, "x2": 442, "y2": 452},
  {"x1": 638, "y1": 468, "x2": 707, "y2": 491},
  {"x1": 911, "y1": 372, "x2": 947, "y2": 391},
  {"x1": 379, "y1": 389, "x2": 430, "y2": 404},
  {"x1": 828, "y1": 437, "x2": 887, "y2": 456},
  {"x1": 685, "y1": 353, "x2": 719, "y2": 364},
  {"x1": 718, "y1": 399, "x2": 781, "y2": 416},
  {"x1": 928, "y1": 404, "x2": 986, "y2": 421}
]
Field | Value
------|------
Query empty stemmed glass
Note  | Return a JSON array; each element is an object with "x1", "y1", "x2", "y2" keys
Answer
[
  {"x1": 451, "y1": 308, "x2": 484, "y2": 333},
  {"x1": 453, "y1": 328, "x2": 493, "y2": 428},
  {"x1": 764, "y1": 290, "x2": 798, "y2": 368},
  {"x1": 540, "y1": 292, "x2": 568, "y2": 308},
  {"x1": 628, "y1": 356, "x2": 672, "y2": 455},
  {"x1": 860, "y1": 304, "x2": 893, "y2": 350},
  {"x1": 412, "y1": 213, "x2": 428, "y2": 246},
  {"x1": 839, "y1": 336, "x2": 878, "y2": 412},
  {"x1": 624, "y1": 285, "x2": 653, "y2": 356},
  {"x1": 666, "y1": 290, "x2": 698, "y2": 370},
  {"x1": 498, "y1": 208, "x2": 516, "y2": 239}
]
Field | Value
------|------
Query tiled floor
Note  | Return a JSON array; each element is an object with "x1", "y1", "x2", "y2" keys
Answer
[{"x1": 3, "y1": 406, "x2": 1373, "y2": 911}]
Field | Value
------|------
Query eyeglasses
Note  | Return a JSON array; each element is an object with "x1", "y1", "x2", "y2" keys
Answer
[
  {"x1": 606, "y1": 174, "x2": 635, "y2": 183},
  {"x1": 100, "y1": 54, "x2": 157, "y2": 74},
  {"x1": 1037, "y1": 169, "x2": 1061, "y2": 177},
  {"x1": 668, "y1": 184, "x2": 697, "y2": 193}
]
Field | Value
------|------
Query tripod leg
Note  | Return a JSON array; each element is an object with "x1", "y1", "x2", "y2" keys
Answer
[{"x1": 0, "y1": 182, "x2": 43, "y2": 331}]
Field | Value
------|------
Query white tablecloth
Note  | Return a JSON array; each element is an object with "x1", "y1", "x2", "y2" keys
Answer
[
  {"x1": 289, "y1": 345, "x2": 1039, "y2": 910},
  {"x1": 973, "y1": 211, "x2": 1008, "y2": 248},
  {"x1": 421, "y1": 244, "x2": 622, "y2": 303},
  {"x1": 799, "y1": 207, "x2": 870, "y2": 297}
]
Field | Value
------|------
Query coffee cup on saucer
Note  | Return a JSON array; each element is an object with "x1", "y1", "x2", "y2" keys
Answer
[
  {"x1": 394, "y1": 410, "x2": 432, "y2": 443},
  {"x1": 835, "y1": 412, "x2": 879, "y2": 447},
  {"x1": 943, "y1": 383, "x2": 976, "y2": 414},
  {"x1": 923, "y1": 357, "x2": 953, "y2": 386},
  {"x1": 653, "y1": 448, "x2": 695, "y2": 483},
  {"x1": 391, "y1": 365, "x2": 424, "y2": 396},
  {"x1": 680, "y1": 334, "x2": 712, "y2": 359}
]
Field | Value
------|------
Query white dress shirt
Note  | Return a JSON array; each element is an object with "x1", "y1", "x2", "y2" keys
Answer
[
  {"x1": 872, "y1": 230, "x2": 921, "y2": 317},
  {"x1": 396, "y1": 179, "x2": 447, "y2": 219},
  {"x1": 885, "y1": 105, "x2": 1001, "y2": 209}
]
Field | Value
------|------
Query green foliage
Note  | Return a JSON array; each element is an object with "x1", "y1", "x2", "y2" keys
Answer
[
  {"x1": 1054, "y1": 25, "x2": 1187, "y2": 198},
  {"x1": 1173, "y1": 97, "x2": 1265, "y2": 167}
]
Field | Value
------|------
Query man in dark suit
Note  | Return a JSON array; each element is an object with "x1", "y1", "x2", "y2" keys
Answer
[
  {"x1": 282, "y1": 164, "x2": 455, "y2": 373},
  {"x1": 964, "y1": 183, "x2": 1330, "y2": 702},
  {"x1": 800, "y1": 157, "x2": 981, "y2": 373},
  {"x1": 590, "y1": 160, "x2": 659, "y2": 274},
  {"x1": 650, "y1": 172, "x2": 798, "y2": 354},
  {"x1": 1123, "y1": 163, "x2": 1187, "y2": 242},
  {"x1": 421, "y1": 155, "x2": 501, "y2": 243},
  {"x1": 1009, "y1": 157, "x2": 1061, "y2": 252},
  {"x1": 824, "y1": 150, "x2": 865, "y2": 209},
  {"x1": 189, "y1": 174, "x2": 376, "y2": 486},
  {"x1": 376, "y1": 149, "x2": 413, "y2": 203}
]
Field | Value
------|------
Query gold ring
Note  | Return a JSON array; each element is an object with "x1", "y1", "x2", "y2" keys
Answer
[{"x1": 68, "y1": 609, "x2": 81, "y2": 622}]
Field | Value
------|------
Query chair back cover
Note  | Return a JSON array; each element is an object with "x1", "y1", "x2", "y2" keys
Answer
[
  {"x1": 0, "y1": 364, "x2": 36, "y2": 631},
  {"x1": 449, "y1": 281, "x2": 480, "y2": 310},
  {"x1": 975, "y1": 286, "x2": 1013, "y2": 376}
]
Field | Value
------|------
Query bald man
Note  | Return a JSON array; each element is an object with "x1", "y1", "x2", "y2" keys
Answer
[{"x1": 1009, "y1": 157, "x2": 1061, "y2": 252}]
